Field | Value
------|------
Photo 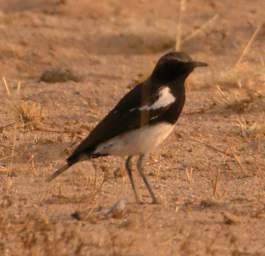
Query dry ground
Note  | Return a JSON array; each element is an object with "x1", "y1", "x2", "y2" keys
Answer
[{"x1": 0, "y1": 0, "x2": 265, "y2": 255}]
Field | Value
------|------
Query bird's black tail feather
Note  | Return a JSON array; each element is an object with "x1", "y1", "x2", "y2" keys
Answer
[
  {"x1": 46, "y1": 163, "x2": 73, "y2": 182},
  {"x1": 47, "y1": 152, "x2": 103, "y2": 182}
]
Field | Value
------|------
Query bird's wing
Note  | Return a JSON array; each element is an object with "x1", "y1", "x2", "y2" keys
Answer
[{"x1": 68, "y1": 82, "x2": 174, "y2": 162}]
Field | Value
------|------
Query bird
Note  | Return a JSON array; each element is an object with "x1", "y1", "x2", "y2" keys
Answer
[{"x1": 47, "y1": 51, "x2": 207, "y2": 204}]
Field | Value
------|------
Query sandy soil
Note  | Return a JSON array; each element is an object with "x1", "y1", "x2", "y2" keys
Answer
[{"x1": 0, "y1": 0, "x2": 265, "y2": 255}]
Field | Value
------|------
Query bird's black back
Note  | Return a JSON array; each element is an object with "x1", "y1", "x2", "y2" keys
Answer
[{"x1": 67, "y1": 78, "x2": 185, "y2": 164}]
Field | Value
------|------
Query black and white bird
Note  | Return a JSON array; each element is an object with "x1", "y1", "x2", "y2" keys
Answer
[{"x1": 47, "y1": 51, "x2": 207, "y2": 204}]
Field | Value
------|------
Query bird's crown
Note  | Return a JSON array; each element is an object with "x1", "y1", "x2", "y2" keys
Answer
[{"x1": 151, "y1": 51, "x2": 207, "y2": 83}]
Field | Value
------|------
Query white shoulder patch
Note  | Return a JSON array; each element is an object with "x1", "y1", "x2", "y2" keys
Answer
[{"x1": 139, "y1": 87, "x2": 175, "y2": 111}]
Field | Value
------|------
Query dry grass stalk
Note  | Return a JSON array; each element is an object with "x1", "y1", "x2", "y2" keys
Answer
[
  {"x1": 28, "y1": 154, "x2": 37, "y2": 176},
  {"x1": 10, "y1": 124, "x2": 17, "y2": 167},
  {"x1": 235, "y1": 23, "x2": 263, "y2": 67},
  {"x1": 188, "y1": 136, "x2": 248, "y2": 176},
  {"x1": 228, "y1": 145, "x2": 247, "y2": 175},
  {"x1": 175, "y1": 0, "x2": 186, "y2": 50},
  {"x1": 210, "y1": 169, "x2": 220, "y2": 198},
  {"x1": 84, "y1": 161, "x2": 107, "y2": 197},
  {"x1": 34, "y1": 125, "x2": 86, "y2": 136},
  {"x1": 183, "y1": 14, "x2": 219, "y2": 43},
  {"x1": 189, "y1": 136, "x2": 231, "y2": 157},
  {"x1": 1, "y1": 124, "x2": 18, "y2": 186},
  {"x1": 185, "y1": 167, "x2": 193, "y2": 185},
  {"x1": 2, "y1": 77, "x2": 11, "y2": 95}
]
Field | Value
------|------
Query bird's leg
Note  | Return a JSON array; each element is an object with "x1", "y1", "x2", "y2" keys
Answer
[
  {"x1": 136, "y1": 154, "x2": 158, "y2": 204},
  {"x1": 125, "y1": 156, "x2": 141, "y2": 204}
]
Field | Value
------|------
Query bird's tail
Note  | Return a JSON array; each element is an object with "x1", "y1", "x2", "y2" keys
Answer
[
  {"x1": 46, "y1": 163, "x2": 72, "y2": 182},
  {"x1": 46, "y1": 152, "x2": 100, "y2": 182}
]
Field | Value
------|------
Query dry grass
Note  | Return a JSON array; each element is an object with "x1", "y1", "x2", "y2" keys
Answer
[
  {"x1": 214, "y1": 23, "x2": 264, "y2": 112},
  {"x1": 216, "y1": 63, "x2": 265, "y2": 87},
  {"x1": 185, "y1": 167, "x2": 193, "y2": 185},
  {"x1": 210, "y1": 169, "x2": 220, "y2": 198},
  {"x1": 214, "y1": 85, "x2": 252, "y2": 112},
  {"x1": 9, "y1": 100, "x2": 44, "y2": 128},
  {"x1": 236, "y1": 116, "x2": 265, "y2": 139},
  {"x1": 2, "y1": 78, "x2": 44, "y2": 129},
  {"x1": 214, "y1": 66, "x2": 264, "y2": 112},
  {"x1": 0, "y1": 78, "x2": 44, "y2": 176},
  {"x1": 183, "y1": 14, "x2": 219, "y2": 44}
]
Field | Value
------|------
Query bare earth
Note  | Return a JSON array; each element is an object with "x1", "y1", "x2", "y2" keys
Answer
[{"x1": 0, "y1": 1, "x2": 265, "y2": 255}]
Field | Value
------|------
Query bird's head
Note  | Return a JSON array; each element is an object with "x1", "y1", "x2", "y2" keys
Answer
[{"x1": 151, "y1": 51, "x2": 207, "y2": 84}]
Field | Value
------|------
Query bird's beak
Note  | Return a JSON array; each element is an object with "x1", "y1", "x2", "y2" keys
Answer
[{"x1": 191, "y1": 61, "x2": 208, "y2": 68}]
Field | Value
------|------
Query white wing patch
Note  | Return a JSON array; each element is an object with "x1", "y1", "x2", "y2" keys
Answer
[
  {"x1": 128, "y1": 108, "x2": 136, "y2": 112},
  {"x1": 139, "y1": 87, "x2": 175, "y2": 111}
]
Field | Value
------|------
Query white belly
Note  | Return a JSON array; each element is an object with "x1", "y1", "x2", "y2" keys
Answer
[{"x1": 94, "y1": 123, "x2": 174, "y2": 156}]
